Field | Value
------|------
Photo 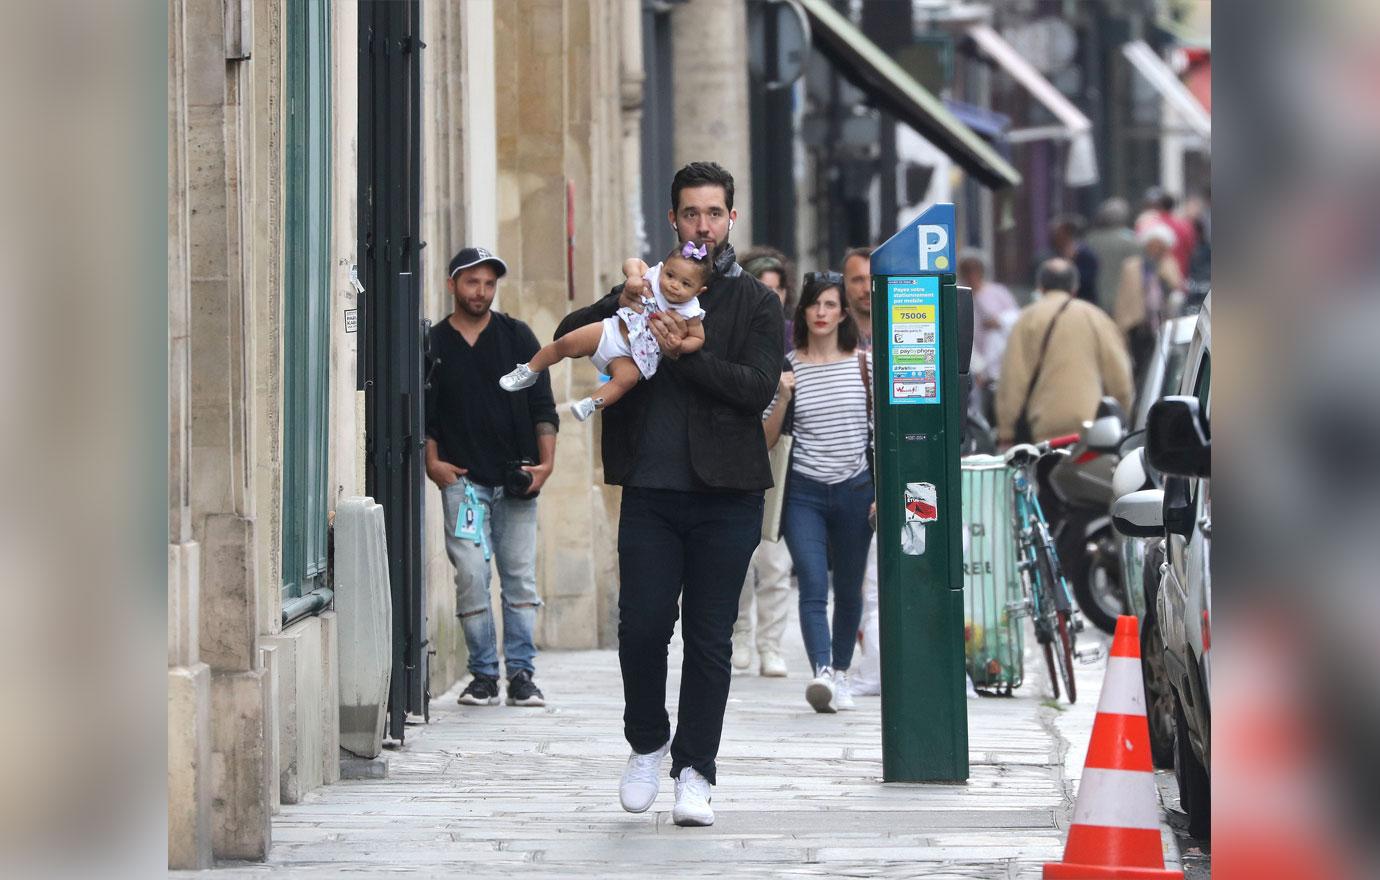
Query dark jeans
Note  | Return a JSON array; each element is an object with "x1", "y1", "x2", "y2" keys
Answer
[
  {"x1": 617, "y1": 487, "x2": 764, "y2": 785},
  {"x1": 782, "y1": 470, "x2": 874, "y2": 673}
]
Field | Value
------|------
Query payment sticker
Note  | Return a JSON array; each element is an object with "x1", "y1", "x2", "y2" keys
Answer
[{"x1": 887, "y1": 276, "x2": 941, "y2": 405}]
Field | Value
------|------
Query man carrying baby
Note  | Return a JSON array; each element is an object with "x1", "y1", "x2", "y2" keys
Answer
[{"x1": 553, "y1": 161, "x2": 782, "y2": 826}]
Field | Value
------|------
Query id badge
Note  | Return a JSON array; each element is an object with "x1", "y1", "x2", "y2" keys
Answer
[{"x1": 453, "y1": 481, "x2": 491, "y2": 560}]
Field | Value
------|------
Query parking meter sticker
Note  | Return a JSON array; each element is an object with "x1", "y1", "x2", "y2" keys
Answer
[
  {"x1": 887, "y1": 276, "x2": 940, "y2": 405},
  {"x1": 892, "y1": 305, "x2": 935, "y2": 323},
  {"x1": 892, "y1": 325, "x2": 936, "y2": 345},
  {"x1": 892, "y1": 346, "x2": 936, "y2": 364},
  {"x1": 904, "y1": 482, "x2": 939, "y2": 523}
]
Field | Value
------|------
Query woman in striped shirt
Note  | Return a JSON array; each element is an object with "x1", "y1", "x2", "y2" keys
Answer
[{"x1": 763, "y1": 273, "x2": 873, "y2": 713}]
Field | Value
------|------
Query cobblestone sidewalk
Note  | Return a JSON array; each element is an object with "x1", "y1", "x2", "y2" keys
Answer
[{"x1": 182, "y1": 615, "x2": 1193, "y2": 878}]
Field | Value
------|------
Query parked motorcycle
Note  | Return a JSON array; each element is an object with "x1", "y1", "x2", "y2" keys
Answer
[{"x1": 1039, "y1": 398, "x2": 1130, "y2": 635}]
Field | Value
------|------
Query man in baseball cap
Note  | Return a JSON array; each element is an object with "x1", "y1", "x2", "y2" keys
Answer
[
  {"x1": 448, "y1": 246, "x2": 509, "y2": 279},
  {"x1": 427, "y1": 243, "x2": 555, "y2": 709}
]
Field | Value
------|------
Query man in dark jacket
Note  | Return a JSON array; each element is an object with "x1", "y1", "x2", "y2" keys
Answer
[
  {"x1": 425, "y1": 247, "x2": 558, "y2": 710},
  {"x1": 554, "y1": 162, "x2": 782, "y2": 827}
]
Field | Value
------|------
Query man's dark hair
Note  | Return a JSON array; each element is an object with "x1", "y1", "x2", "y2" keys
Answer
[
  {"x1": 792, "y1": 276, "x2": 860, "y2": 352},
  {"x1": 1036, "y1": 258, "x2": 1080, "y2": 296},
  {"x1": 671, "y1": 162, "x2": 735, "y2": 212},
  {"x1": 843, "y1": 245, "x2": 873, "y2": 267}
]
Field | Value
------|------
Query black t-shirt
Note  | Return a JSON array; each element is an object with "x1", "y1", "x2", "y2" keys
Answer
[{"x1": 425, "y1": 314, "x2": 557, "y2": 488}]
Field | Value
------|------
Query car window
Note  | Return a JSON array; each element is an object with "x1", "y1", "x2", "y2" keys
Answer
[{"x1": 1162, "y1": 341, "x2": 1192, "y2": 401}]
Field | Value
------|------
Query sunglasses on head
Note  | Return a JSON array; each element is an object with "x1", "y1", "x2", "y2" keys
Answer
[{"x1": 803, "y1": 271, "x2": 844, "y2": 287}]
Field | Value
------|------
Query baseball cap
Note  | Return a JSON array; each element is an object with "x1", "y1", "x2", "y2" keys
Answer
[{"x1": 448, "y1": 246, "x2": 508, "y2": 279}]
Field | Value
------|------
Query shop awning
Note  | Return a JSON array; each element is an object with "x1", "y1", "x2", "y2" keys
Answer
[
  {"x1": 1122, "y1": 40, "x2": 1212, "y2": 142},
  {"x1": 796, "y1": 0, "x2": 1022, "y2": 190},
  {"x1": 966, "y1": 23, "x2": 1098, "y2": 187}
]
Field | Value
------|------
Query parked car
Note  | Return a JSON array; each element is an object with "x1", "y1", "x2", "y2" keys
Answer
[
  {"x1": 1112, "y1": 294, "x2": 1211, "y2": 839},
  {"x1": 1111, "y1": 313, "x2": 1199, "y2": 767}
]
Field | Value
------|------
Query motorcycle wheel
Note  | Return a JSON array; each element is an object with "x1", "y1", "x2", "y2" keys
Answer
[{"x1": 1067, "y1": 526, "x2": 1125, "y2": 635}]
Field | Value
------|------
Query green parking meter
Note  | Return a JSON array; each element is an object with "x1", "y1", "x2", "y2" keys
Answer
[{"x1": 870, "y1": 203, "x2": 969, "y2": 783}]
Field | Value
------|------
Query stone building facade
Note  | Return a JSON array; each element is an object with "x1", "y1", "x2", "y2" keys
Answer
[{"x1": 168, "y1": 0, "x2": 753, "y2": 867}]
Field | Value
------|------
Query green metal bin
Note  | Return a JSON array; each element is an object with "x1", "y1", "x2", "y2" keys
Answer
[{"x1": 961, "y1": 454, "x2": 1024, "y2": 694}]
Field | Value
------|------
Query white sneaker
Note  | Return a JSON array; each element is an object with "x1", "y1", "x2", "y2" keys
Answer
[
  {"x1": 833, "y1": 668, "x2": 856, "y2": 711},
  {"x1": 619, "y1": 741, "x2": 669, "y2": 813},
  {"x1": 759, "y1": 651, "x2": 788, "y2": 678},
  {"x1": 806, "y1": 666, "x2": 836, "y2": 713},
  {"x1": 671, "y1": 767, "x2": 715, "y2": 827},
  {"x1": 731, "y1": 633, "x2": 751, "y2": 671},
  {"x1": 571, "y1": 396, "x2": 598, "y2": 421},
  {"x1": 499, "y1": 362, "x2": 539, "y2": 391}
]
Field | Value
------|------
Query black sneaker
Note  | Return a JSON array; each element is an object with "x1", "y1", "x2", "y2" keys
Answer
[
  {"x1": 506, "y1": 669, "x2": 546, "y2": 707},
  {"x1": 457, "y1": 674, "x2": 500, "y2": 706}
]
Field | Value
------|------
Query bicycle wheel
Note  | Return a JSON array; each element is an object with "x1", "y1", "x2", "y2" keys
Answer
[{"x1": 1036, "y1": 543, "x2": 1078, "y2": 703}]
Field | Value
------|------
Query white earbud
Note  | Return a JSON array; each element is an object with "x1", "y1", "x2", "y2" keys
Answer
[{"x1": 729, "y1": 219, "x2": 735, "y2": 230}]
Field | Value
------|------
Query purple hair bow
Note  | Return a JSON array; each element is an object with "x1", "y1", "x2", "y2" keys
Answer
[{"x1": 681, "y1": 241, "x2": 709, "y2": 261}]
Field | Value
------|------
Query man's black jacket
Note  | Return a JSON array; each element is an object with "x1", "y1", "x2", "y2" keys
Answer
[{"x1": 554, "y1": 255, "x2": 784, "y2": 491}]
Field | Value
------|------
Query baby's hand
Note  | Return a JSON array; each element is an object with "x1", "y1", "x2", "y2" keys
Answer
[{"x1": 622, "y1": 257, "x2": 649, "y2": 283}]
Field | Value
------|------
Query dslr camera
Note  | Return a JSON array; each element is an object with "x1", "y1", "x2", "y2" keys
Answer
[{"x1": 504, "y1": 458, "x2": 537, "y2": 498}]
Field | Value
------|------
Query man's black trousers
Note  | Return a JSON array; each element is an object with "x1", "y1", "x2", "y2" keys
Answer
[{"x1": 617, "y1": 487, "x2": 764, "y2": 785}]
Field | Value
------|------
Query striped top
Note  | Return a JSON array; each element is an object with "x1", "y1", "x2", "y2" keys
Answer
[{"x1": 768, "y1": 350, "x2": 873, "y2": 484}]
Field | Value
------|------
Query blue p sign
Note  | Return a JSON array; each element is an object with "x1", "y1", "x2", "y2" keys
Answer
[{"x1": 918, "y1": 225, "x2": 950, "y2": 272}]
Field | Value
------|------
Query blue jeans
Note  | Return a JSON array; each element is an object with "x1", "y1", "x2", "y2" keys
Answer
[
  {"x1": 440, "y1": 479, "x2": 542, "y2": 679},
  {"x1": 782, "y1": 471, "x2": 874, "y2": 673}
]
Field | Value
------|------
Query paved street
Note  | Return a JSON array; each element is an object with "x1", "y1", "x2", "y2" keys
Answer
[{"x1": 182, "y1": 612, "x2": 1203, "y2": 878}]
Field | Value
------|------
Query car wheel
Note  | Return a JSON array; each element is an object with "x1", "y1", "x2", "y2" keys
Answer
[
  {"x1": 1141, "y1": 544, "x2": 1175, "y2": 769},
  {"x1": 1174, "y1": 696, "x2": 1211, "y2": 840}
]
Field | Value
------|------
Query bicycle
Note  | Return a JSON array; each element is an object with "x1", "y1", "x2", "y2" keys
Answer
[{"x1": 1003, "y1": 435, "x2": 1085, "y2": 703}]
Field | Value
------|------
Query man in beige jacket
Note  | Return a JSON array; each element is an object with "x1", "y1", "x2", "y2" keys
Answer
[{"x1": 996, "y1": 259, "x2": 1134, "y2": 445}]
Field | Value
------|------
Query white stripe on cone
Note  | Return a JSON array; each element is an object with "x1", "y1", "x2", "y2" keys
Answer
[
  {"x1": 1095, "y1": 657, "x2": 1148, "y2": 717},
  {"x1": 1070, "y1": 768, "x2": 1162, "y2": 830}
]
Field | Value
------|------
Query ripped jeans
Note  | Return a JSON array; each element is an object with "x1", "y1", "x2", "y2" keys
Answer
[{"x1": 440, "y1": 479, "x2": 542, "y2": 679}]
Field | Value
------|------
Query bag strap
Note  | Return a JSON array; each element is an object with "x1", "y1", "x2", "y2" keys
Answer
[
  {"x1": 856, "y1": 350, "x2": 873, "y2": 428},
  {"x1": 1017, "y1": 294, "x2": 1075, "y2": 423}
]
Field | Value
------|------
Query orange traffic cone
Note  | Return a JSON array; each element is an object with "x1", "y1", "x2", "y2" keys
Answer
[{"x1": 1044, "y1": 616, "x2": 1182, "y2": 879}]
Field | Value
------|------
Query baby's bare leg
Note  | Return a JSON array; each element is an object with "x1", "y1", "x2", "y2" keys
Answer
[
  {"x1": 528, "y1": 321, "x2": 604, "y2": 372},
  {"x1": 589, "y1": 357, "x2": 642, "y2": 410}
]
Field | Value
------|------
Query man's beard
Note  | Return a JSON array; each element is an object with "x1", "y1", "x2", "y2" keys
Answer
[{"x1": 457, "y1": 298, "x2": 490, "y2": 318}]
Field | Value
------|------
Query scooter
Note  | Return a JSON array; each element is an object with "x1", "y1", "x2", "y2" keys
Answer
[{"x1": 1039, "y1": 398, "x2": 1130, "y2": 635}]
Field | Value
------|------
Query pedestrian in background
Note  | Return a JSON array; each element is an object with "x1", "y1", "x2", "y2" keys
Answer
[
  {"x1": 842, "y1": 246, "x2": 874, "y2": 351},
  {"x1": 740, "y1": 246, "x2": 797, "y2": 353},
  {"x1": 996, "y1": 259, "x2": 1133, "y2": 446},
  {"x1": 1114, "y1": 223, "x2": 1184, "y2": 381},
  {"x1": 957, "y1": 250, "x2": 1018, "y2": 401},
  {"x1": 1136, "y1": 187, "x2": 1197, "y2": 278},
  {"x1": 766, "y1": 273, "x2": 874, "y2": 714},
  {"x1": 1049, "y1": 214, "x2": 1100, "y2": 307},
  {"x1": 424, "y1": 247, "x2": 557, "y2": 709},
  {"x1": 1083, "y1": 198, "x2": 1141, "y2": 315},
  {"x1": 732, "y1": 247, "x2": 799, "y2": 678},
  {"x1": 553, "y1": 161, "x2": 782, "y2": 827}
]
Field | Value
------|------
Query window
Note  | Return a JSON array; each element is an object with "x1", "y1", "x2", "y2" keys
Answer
[{"x1": 282, "y1": 0, "x2": 331, "y2": 603}]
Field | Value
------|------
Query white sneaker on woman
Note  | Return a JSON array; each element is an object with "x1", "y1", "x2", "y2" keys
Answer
[
  {"x1": 806, "y1": 665, "x2": 836, "y2": 713},
  {"x1": 619, "y1": 741, "x2": 669, "y2": 813},
  {"x1": 671, "y1": 767, "x2": 715, "y2": 827},
  {"x1": 833, "y1": 668, "x2": 856, "y2": 711}
]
